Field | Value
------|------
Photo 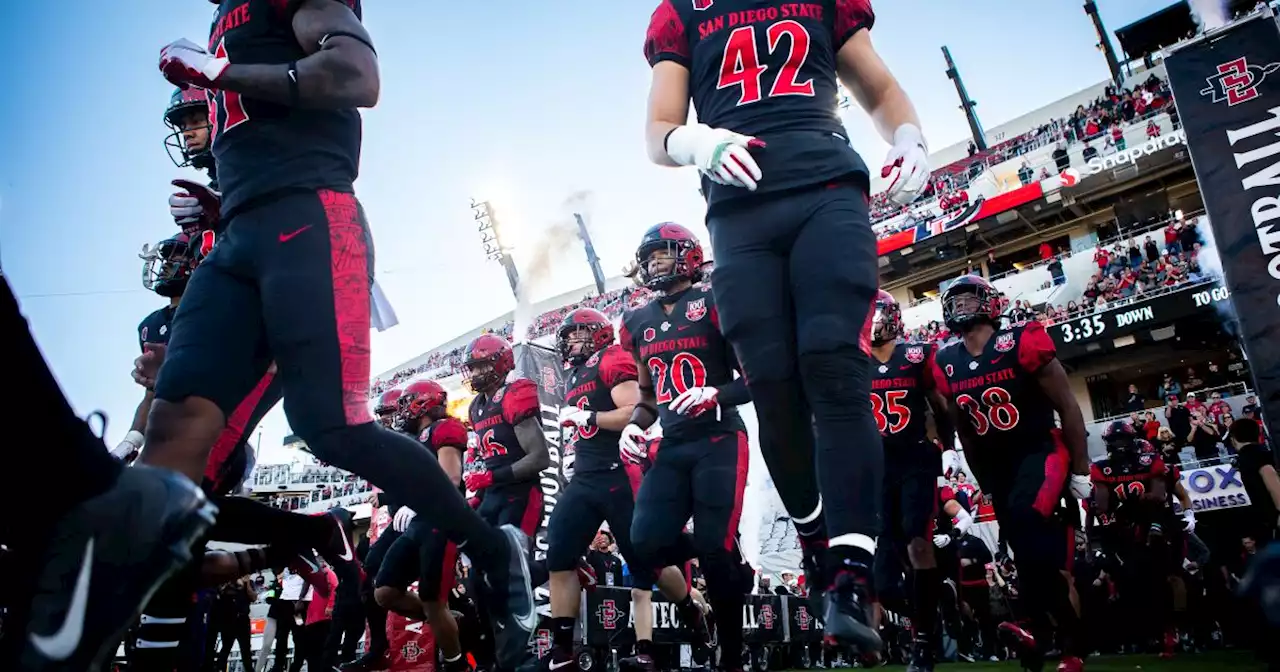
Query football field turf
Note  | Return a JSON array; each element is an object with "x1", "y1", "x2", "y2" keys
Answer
[{"x1": 782, "y1": 649, "x2": 1269, "y2": 671}]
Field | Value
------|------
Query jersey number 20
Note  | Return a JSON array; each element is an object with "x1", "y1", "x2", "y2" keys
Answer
[
  {"x1": 648, "y1": 353, "x2": 708, "y2": 404},
  {"x1": 718, "y1": 20, "x2": 816, "y2": 106}
]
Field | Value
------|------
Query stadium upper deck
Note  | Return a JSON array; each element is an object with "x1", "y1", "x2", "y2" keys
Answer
[{"x1": 372, "y1": 60, "x2": 1193, "y2": 397}]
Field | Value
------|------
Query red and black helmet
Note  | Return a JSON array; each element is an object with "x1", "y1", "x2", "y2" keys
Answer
[
  {"x1": 557, "y1": 307, "x2": 615, "y2": 364},
  {"x1": 141, "y1": 232, "x2": 196, "y2": 298},
  {"x1": 871, "y1": 289, "x2": 903, "y2": 345},
  {"x1": 940, "y1": 274, "x2": 1003, "y2": 333},
  {"x1": 375, "y1": 388, "x2": 404, "y2": 428},
  {"x1": 164, "y1": 87, "x2": 212, "y2": 170},
  {"x1": 1102, "y1": 420, "x2": 1139, "y2": 456},
  {"x1": 635, "y1": 222, "x2": 706, "y2": 291},
  {"x1": 463, "y1": 333, "x2": 515, "y2": 394},
  {"x1": 399, "y1": 379, "x2": 448, "y2": 422}
]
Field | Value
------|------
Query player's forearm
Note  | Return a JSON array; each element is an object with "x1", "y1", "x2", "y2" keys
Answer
[
  {"x1": 1175, "y1": 481, "x2": 1193, "y2": 511},
  {"x1": 864, "y1": 83, "x2": 921, "y2": 145},
  {"x1": 131, "y1": 390, "x2": 155, "y2": 433},
  {"x1": 439, "y1": 449, "x2": 463, "y2": 488},
  {"x1": 497, "y1": 419, "x2": 550, "y2": 483},
  {"x1": 628, "y1": 397, "x2": 659, "y2": 431},
  {"x1": 595, "y1": 406, "x2": 636, "y2": 432},
  {"x1": 1061, "y1": 412, "x2": 1089, "y2": 474},
  {"x1": 218, "y1": 44, "x2": 377, "y2": 109},
  {"x1": 716, "y1": 377, "x2": 751, "y2": 408},
  {"x1": 647, "y1": 121, "x2": 683, "y2": 167}
]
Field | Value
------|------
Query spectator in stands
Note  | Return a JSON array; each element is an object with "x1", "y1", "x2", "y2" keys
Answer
[
  {"x1": 1144, "y1": 235, "x2": 1161, "y2": 263},
  {"x1": 1166, "y1": 395, "x2": 1192, "y2": 447},
  {"x1": 1242, "y1": 394, "x2": 1261, "y2": 422},
  {"x1": 1186, "y1": 391, "x2": 1206, "y2": 417},
  {"x1": 1165, "y1": 220, "x2": 1182, "y2": 255},
  {"x1": 1020, "y1": 161, "x2": 1035, "y2": 186},
  {"x1": 1186, "y1": 368, "x2": 1206, "y2": 395},
  {"x1": 1158, "y1": 373, "x2": 1182, "y2": 401},
  {"x1": 1180, "y1": 218, "x2": 1201, "y2": 252},
  {"x1": 1188, "y1": 409, "x2": 1223, "y2": 461},
  {"x1": 1082, "y1": 141, "x2": 1097, "y2": 163},
  {"x1": 1142, "y1": 410, "x2": 1162, "y2": 441},
  {"x1": 1127, "y1": 240, "x2": 1143, "y2": 270},
  {"x1": 1124, "y1": 384, "x2": 1146, "y2": 413},
  {"x1": 1155, "y1": 426, "x2": 1180, "y2": 467}
]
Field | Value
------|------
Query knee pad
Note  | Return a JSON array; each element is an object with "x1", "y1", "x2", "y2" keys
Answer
[{"x1": 798, "y1": 348, "x2": 871, "y2": 417}]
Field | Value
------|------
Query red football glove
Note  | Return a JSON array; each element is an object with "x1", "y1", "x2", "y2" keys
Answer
[
  {"x1": 465, "y1": 471, "x2": 494, "y2": 492},
  {"x1": 170, "y1": 179, "x2": 222, "y2": 233},
  {"x1": 467, "y1": 496, "x2": 482, "y2": 510},
  {"x1": 159, "y1": 39, "x2": 229, "y2": 90}
]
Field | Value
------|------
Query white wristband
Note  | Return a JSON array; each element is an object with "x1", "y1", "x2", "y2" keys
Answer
[
  {"x1": 113, "y1": 430, "x2": 145, "y2": 458},
  {"x1": 664, "y1": 124, "x2": 708, "y2": 167}
]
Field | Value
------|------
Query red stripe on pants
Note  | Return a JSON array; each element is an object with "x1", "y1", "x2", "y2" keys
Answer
[
  {"x1": 205, "y1": 367, "x2": 276, "y2": 486},
  {"x1": 520, "y1": 486, "x2": 544, "y2": 537},
  {"x1": 319, "y1": 189, "x2": 373, "y2": 426},
  {"x1": 725, "y1": 431, "x2": 750, "y2": 551}
]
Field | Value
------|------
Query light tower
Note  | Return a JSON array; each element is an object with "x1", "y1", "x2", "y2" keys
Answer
[{"x1": 471, "y1": 198, "x2": 521, "y2": 299}]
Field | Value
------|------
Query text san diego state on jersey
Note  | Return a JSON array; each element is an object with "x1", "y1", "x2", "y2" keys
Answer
[
  {"x1": 207, "y1": 0, "x2": 364, "y2": 217},
  {"x1": 872, "y1": 341, "x2": 938, "y2": 460},
  {"x1": 139, "y1": 305, "x2": 177, "y2": 352},
  {"x1": 468, "y1": 378, "x2": 540, "y2": 487},
  {"x1": 933, "y1": 322, "x2": 1059, "y2": 454},
  {"x1": 420, "y1": 417, "x2": 469, "y2": 494},
  {"x1": 619, "y1": 285, "x2": 745, "y2": 440},
  {"x1": 564, "y1": 345, "x2": 639, "y2": 474},
  {"x1": 644, "y1": 0, "x2": 874, "y2": 203}
]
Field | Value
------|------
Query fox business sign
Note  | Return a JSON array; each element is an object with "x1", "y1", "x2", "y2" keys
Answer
[
  {"x1": 1171, "y1": 463, "x2": 1252, "y2": 514},
  {"x1": 1085, "y1": 128, "x2": 1187, "y2": 174}
]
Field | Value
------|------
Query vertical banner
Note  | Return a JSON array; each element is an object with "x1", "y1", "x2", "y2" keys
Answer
[
  {"x1": 368, "y1": 506, "x2": 437, "y2": 672},
  {"x1": 513, "y1": 343, "x2": 568, "y2": 618},
  {"x1": 1164, "y1": 11, "x2": 1280, "y2": 441}
]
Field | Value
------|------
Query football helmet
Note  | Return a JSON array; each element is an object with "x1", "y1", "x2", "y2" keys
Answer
[
  {"x1": 399, "y1": 379, "x2": 448, "y2": 422},
  {"x1": 635, "y1": 222, "x2": 705, "y2": 291},
  {"x1": 164, "y1": 86, "x2": 212, "y2": 170},
  {"x1": 1102, "y1": 420, "x2": 1139, "y2": 457},
  {"x1": 140, "y1": 233, "x2": 196, "y2": 298},
  {"x1": 463, "y1": 333, "x2": 514, "y2": 394},
  {"x1": 940, "y1": 274, "x2": 1003, "y2": 333},
  {"x1": 375, "y1": 388, "x2": 404, "y2": 429},
  {"x1": 557, "y1": 307, "x2": 614, "y2": 364},
  {"x1": 871, "y1": 289, "x2": 903, "y2": 345}
]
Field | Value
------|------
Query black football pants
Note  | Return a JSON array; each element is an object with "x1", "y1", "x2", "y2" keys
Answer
[{"x1": 707, "y1": 181, "x2": 882, "y2": 542}]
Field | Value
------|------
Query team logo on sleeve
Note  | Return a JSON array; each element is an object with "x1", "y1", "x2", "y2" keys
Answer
[
  {"x1": 685, "y1": 298, "x2": 707, "y2": 322},
  {"x1": 1139, "y1": 454, "x2": 1152, "y2": 466},
  {"x1": 945, "y1": 364, "x2": 954, "y2": 377},
  {"x1": 586, "y1": 351, "x2": 601, "y2": 367},
  {"x1": 906, "y1": 346, "x2": 925, "y2": 363},
  {"x1": 994, "y1": 333, "x2": 1015, "y2": 352},
  {"x1": 493, "y1": 388, "x2": 505, "y2": 403},
  {"x1": 643, "y1": 327, "x2": 656, "y2": 343}
]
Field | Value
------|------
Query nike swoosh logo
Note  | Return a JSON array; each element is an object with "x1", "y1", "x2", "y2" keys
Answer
[
  {"x1": 338, "y1": 532, "x2": 354, "y2": 562},
  {"x1": 899, "y1": 365, "x2": 912, "y2": 370},
  {"x1": 549, "y1": 660, "x2": 575, "y2": 670},
  {"x1": 278, "y1": 225, "x2": 312, "y2": 243},
  {"x1": 990, "y1": 356, "x2": 1004, "y2": 365},
  {"x1": 30, "y1": 538, "x2": 94, "y2": 660}
]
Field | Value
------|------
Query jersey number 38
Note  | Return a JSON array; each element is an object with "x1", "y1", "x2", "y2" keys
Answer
[{"x1": 954, "y1": 387, "x2": 1020, "y2": 435}]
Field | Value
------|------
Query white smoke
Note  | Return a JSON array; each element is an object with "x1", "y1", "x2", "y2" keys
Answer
[
  {"x1": 510, "y1": 191, "x2": 594, "y2": 343},
  {"x1": 1192, "y1": 215, "x2": 1240, "y2": 334},
  {"x1": 1188, "y1": 0, "x2": 1230, "y2": 32}
]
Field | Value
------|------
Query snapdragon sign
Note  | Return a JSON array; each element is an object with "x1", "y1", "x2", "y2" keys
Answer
[{"x1": 1164, "y1": 11, "x2": 1280, "y2": 441}]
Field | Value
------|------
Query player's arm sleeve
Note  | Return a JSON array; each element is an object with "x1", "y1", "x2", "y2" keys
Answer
[
  {"x1": 494, "y1": 418, "x2": 551, "y2": 484},
  {"x1": 1016, "y1": 322, "x2": 1057, "y2": 374},
  {"x1": 923, "y1": 344, "x2": 955, "y2": 448},
  {"x1": 834, "y1": 0, "x2": 876, "y2": 47},
  {"x1": 643, "y1": 0, "x2": 692, "y2": 69},
  {"x1": 432, "y1": 418, "x2": 470, "y2": 452},
  {"x1": 601, "y1": 347, "x2": 640, "y2": 389},
  {"x1": 501, "y1": 379, "x2": 541, "y2": 426},
  {"x1": 709, "y1": 305, "x2": 751, "y2": 407}
]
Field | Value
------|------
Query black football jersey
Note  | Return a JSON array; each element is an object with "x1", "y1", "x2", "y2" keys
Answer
[
  {"x1": 468, "y1": 378, "x2": 540, "y2": 487},
  {"x1": 1091, "y1": 446, "x2": 1168, "y2": 522},
  {"x1": 207, "y1": 0, "x2": 364, "y2": 218},
  {"x1": 620, "y1": 285, "x2": 745, "y2": 441},
  {"x1": 933, "y1": 322, "x2": 1059, "y2": 455},
  {"x1": 644, "y1": 0, "x2": 874, "y2": 206},
  {"x1": 564, "y1": 345, "x2": 639, "y2": 474},
  {"x1": 871, "y1": 341, "x2": 938, "y2": 458},
  {"x1": 138, "y1": 305, "x2": 177, "y2": 352}
]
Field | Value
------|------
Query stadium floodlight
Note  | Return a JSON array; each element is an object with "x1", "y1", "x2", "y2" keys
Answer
[{"x1": 469, "y1": 196, "x2": 522, "y2": 299}]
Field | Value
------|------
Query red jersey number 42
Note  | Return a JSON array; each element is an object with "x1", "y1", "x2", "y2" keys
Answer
[{"x1": 717, "y1": 20, "x2": 816, "y2": 106}]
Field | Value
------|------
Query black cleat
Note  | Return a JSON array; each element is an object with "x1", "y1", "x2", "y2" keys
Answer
[
  {"x1": 338, "y1": 649, "x2": 390, "y2": 671},
  {"x1": 618, "y1": 653, "x2": 656, "y2": 672},
  {"x1": 537, "y1": 648, "x2": 578, "y2": 672},
  {"x1": 480, "y1": 525, "x2": 537, "y2": 669},
  {"x1": 20, "y1": 465, "x2": 217, "y2": 671},
  {"x1": 821, "y1": 570, "x2": 882, "y2": 653},
  {"x1": 906, "y1": 641, "x2": 935, "y2": 672},
  {"x1": 317, "y1": 506, "x2": 357, "y2": 567}
]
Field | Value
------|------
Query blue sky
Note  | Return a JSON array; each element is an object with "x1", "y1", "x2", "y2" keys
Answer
[{"x1": 0, "y1": 0, "x2": 1177, "y2": 462}]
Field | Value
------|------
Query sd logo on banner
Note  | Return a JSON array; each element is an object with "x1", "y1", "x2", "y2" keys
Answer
[
  {"x1": 368, "y1": 506, "x2": 437, "y2": 672},
  {"x1": 1164, "y1": 12, "x2": 1280, "y2": 439}
]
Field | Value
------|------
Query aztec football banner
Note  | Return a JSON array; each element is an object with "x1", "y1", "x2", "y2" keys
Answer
[
  {"x1": 512, "y1": 343, "x2": 570, "y2": 617},
  {"x1": 369, "y1": 506, "x2": 437, "y2": 672},
  {"x1": 1164, "y1": 12, "x2": 1280, "y2": 441}
]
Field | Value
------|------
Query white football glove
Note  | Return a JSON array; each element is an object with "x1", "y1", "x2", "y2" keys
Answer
[
  {"x1": 1181, "y1": 509, "x2": 1197, "y2": 533},
  {"x1": 159, "y1": 38, "x2": 230, "y2": 90},
  {"x1": 619, "y1": 424, "x2": 649, "y2": 465},
  {"x1": 880, "y1": 123, "x2": 930, "y2": 206},
  {"x1": 111, "y1": 430, "x2": 145, "y2": 460},
  {"x1": 941, "y1": 449, "x2": 961, "y2": 478},
  {"x1": 392, "y1": 506, "x2": 417, "y2": 532},
  {"x1": 1069, "y1": 473, "x2": 1092, "y2": 500},
  {"x1": 665, "y1": 123, "x2": 764, "y2": 191},
  {"x1": 170, "y1": 179, "x2": 221, "y2": 233},
  {"x1": 558, "y1": 406, "x2": 595, "y2": 429},
  {"x1": 669, "y1": 386, "x2": 721, "y2": 420},
  {"x1": 933, "y1": 534, "x2": 952, "y2": 549},
  {"x1": 562, "y1": 451, "x2": 576, "y2": 481}
]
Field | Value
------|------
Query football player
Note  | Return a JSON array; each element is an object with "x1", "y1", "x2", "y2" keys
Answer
[
  {"x1": 1091, "y1": 421, "x2": 1176, "y2": 657},
  {"x1": 359, "y1": 380, "x2": 471, "y2": 672},
  {"x1": 932, "y1": 274, "x2": 1089, "y2": 672},
  {"x1": 550, "y1": 306, "x2": 692, "y2": 672},
  {"x1": 374, "y1": 388, "x2": 404, "y2": 430},
  {"x1": 643, "y1": 0, "x2": 928, "y2": 648},
  {"x1": 866, "y1": 289, "x2": 954, "y2": 671},
  {"x1": 618, "y1": 223, "x2": 755, "y2": 672},
  {"x1": 163, "y1": 85, "x2": 214, "y2": 174},
  {"x1": 45, "y1": 2, "x2": 538, "y2": 668}
]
